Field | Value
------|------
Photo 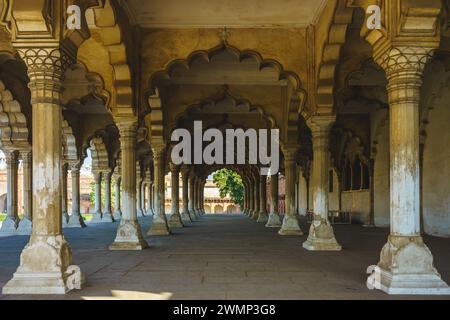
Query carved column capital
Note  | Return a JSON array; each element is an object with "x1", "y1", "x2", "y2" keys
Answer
[{"x1": 378, "y1": 46, "x2": 433, "y2": 77}]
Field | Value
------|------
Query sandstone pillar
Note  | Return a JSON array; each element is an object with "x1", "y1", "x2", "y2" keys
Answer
[
  {"x1": 303, "y1": 116, "x2": 341, "y2": 251},
  {"x1": 188, "y1": 174, "x2": 197, "y2": 220},
  {"x1": 247, "y1": 180, "x2": 254, "y2": 218},
  {"x1": 90, "y1": 171, "x2": 103, "y2": 223},
  {"x1": 113, "y1": 175, "x2": 122, "y2": 220},
  {"x1": 66, "y1": 163, "x2": 86, "y2": 228},
  {"x1": 252, "y1": 174, "x2": 260, "y2": 220},
  {"x1": 168, "y1": 163, "x2": 183, "y2": 228},
  {"x1": 17, "y1": 151, "x2": 33, "y2": 234},
  {"x1": 0, "y1": 150, "x2": 19, "y2": 235},
  {"x1": 110, "y1": 122, "x2": 148, "y2": 250},
  {"x1": 257, "y1": 174, "x2": 269, "y2": 223},
  {"x1": 136, "y1": 168, "x2": 144, "y2": 217},
  {"x1": 3, "y1": 48, "x2": 83, "y2": 294},
  {"x1": 180, "y1": 166, "x2": 192, "y2": 223},
  {"x1": 279, "y1": 148, "x2": 303, "y2": 235},
  {"x1": 147, "y1": 146, "x2": 170, "y2": 235},
  {"x1": 266, "y1": 174, "x2": 282, "y2": 227},
  {"x1": 61, "y1": 163, "x2": 69, "y2": 225},
  {"x1": 146, "y1": 171, "x2": 154, "y2": 215},
  {"x1": 102, "y1": 172, "x2": 114, "y2": 222},
  {"x1": 366, "y1": 47, "x2": 450, "y2": 294}
]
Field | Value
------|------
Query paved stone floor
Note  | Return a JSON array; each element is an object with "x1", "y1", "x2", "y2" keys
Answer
[{"x1": 0, "y1": 214, "x2": 450, "y2": 300}]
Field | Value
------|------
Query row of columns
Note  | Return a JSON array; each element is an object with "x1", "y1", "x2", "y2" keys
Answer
[{"x1": 0, "y1": 150, "x2": 32, "y2": 236}]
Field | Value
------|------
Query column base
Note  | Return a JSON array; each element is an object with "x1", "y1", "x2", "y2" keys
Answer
[
  {"x1": 102, "y1": 212, "x2": 115, "y2": 223},
  {"x1": 181, "y1": 210, "x2": 192, "y2": 224},
  {"x1": 113, "y1": 210, "x2": 122, "y2": 221},
  {"x1": 62, "y1": 212, "x2": 70, "y2": 224},
  {"x1": 2, "y1": 235, "x2": 84, "y2": 294},
  {"x1": 168, "y1": 212, "x2": 184, "y2": 228},
  {"x1": 278, "y1": 215, "x2": 303, "y2": 236},
  {"x1": 147, "y1": 215, "x2": 171, "y2": 236},
  {"x1": 257, "y1": 212, "x2": 269, "y2": 223},
  {"x1": 0, "y1": 217, "x2": 18, "y2": 235},
  {"x1": 189, "y1": 209, "x2": 197, "y2": 220},
  {"x1": 367, "y1": 235, "x2": 450, "y2": 295},
  {"x1": 137, "y1": 208, "x2": 146, "y2": 217},
  {"x1": 109, "y1": 219, "x2": 149, "y2": 250},
  {"x1": 251, "y1": 210, "x2": 259, "y2": 220},
  {"x1": 16, "y1": 217, "x2": 32, "y2": 235},
  {"x1": 65, "y1": 213, "x2": 86, "y2": 228},
  {"x1": 302, "y1": 217, "x2": 342, "y2": 251},
  {"x1": 89, "y1": 212, "x2": 103, "y2": 223},
  {"x1": 146, "y1": 208, "x2": 154, "y2": 216},
  {"x1": 265, "y1": 213, "x2": 282, "y2": 227}
]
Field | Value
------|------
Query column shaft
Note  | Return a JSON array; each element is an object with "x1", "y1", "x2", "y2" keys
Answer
[
  {"x1": 110, "y1": 122, "x2": 148, "y2": 250},
  {"x1": 266, "y1": 174, "x2": 281, "y2": 227}
]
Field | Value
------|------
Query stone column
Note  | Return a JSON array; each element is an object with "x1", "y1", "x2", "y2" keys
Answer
[
  {"x1": 247, "y1": 179, "x2": 254, "y2": 218},
  {"x1": 366, "y1": 47, "x2": 450, "y2": 294},
  {"x1": 193, "y1": 177, "x2": 200, "y2": 216},
  {"x1": 242, "y1": 181, "x2": 247, "y2": 215},
  {"x1": 90, "y1": 171, "x2": 103, "y2": 223},
  {"x1": 303, "y1": 116, "x2": 341, "y2": 251},
  {"x1": 136, "y1": 167, "x2": 144, "y2": 217},
  {"x1": 102, "y1": 172, "x2": 114, "y2": 222},
  {"x1": 188, "y1": 173, "x2": 197, "y2": 219},
  {"x1": 201, "y1": 180, "x2": 206, "y2": 215},
  {"x1": 279, "y1": 148, "x2": 303, "y2": 235},
  {"x1": 66, "y1": 163, "x2": 86, "y2": 228},
  {"x1": 266, "y1": 174, "x2": 282, "y2": 227},
  {"x1": 0, "y1": 150, "x2": 19, "y2": 235},
  {"x1": 147, "y1": 146, "x2": 171, "y2": 236},
  {"x1": 180, "y1": 166, "x2": 192, "y2": 223},
  {"x1": 110, "y1": 122, "x2": 148, "y2": 250},
  {"x1": 252, "y1": 174, "x2": 260, "y2": 220},
  {"x1": 17, "y1": 150, "x2": 33, "y2": 234},
  {"x1": 61, "y1": 163, "x2": 69, "y2": 225},
  {"x1": 257, "y1": 174, "x2": 269, "y2": 223},
  {"x1": 196, "y1": 178, "x2": 203, "y2": 216},
  {"x1": 168, "y1": 163, "x2": 183, "y2": 228},
  {"x1": 3, "y1": 47, "x2": 83, "y2": 294},
  {"x1": 113, "y1": 175, "x2": 122, "y2": 220},
  {"x1": 147, "y1": 180, "x2": 154, "y2": 216}
]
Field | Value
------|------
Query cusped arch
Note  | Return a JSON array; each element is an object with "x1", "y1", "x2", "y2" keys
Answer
[
  {"x1": 89, "y1": 135, "x2": 110, "y2": 173},
  {"x1": 61, "y1": 120, "x2": 78, "y2": 165},
  {"x1": 316, "y1": 1, "x2": 355, "y2": 115},
  {"x1": 85, "y1": 0, "x2": 133, "y2": 117},
  {"x1": 0, "y1": 79, "x2": 28, "y2": 150}
]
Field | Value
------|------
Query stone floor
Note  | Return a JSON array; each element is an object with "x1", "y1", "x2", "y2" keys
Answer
[{"x1": 0, "y1": 214, "x2": 450, "y2": 300}]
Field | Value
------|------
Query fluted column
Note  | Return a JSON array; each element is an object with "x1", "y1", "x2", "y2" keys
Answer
[
  {"x1": 66, "y1": 163, "x2": 86, "y2": 228},
  {"x1": 3, "y1": 47, "x2": 83, "y2": 294},
  {"x1": 0, "y1": 150, "x2": 19, "y2": 235},
  {"x1": 102, "y1": 172, "x2": 114, "y2": 222},
  {"x1": 61, "y1": 163, "x2": 69, "y2": 225},
  {"x1": 366, "y1": 47, "x2": 450, "y2": 294},
  {"x1": 188, "y1": 173, "x2": 197, "y2": 219},
  {"x1": 303, "y1": 116, "x2": 341, "y2": 251},
  {"x1": 113, "y1": 175, "x2": 122, "y2": 220},
  {"x1": 17, "y1": 151, "x2": 33, "y2": 234},
  {"x1": 257, "y1": 174, "x2": 269, "y2": 223},
  {"x1": 110, "y1": 122, "x2": 148, "y2": 250},
  {"x1": 90, "y1": 171, "x2": 103, "y2": 223},
  {"x1": 147, "y1": 145, "x2": 171, "y2": 236},
  {"x1": 279, "y1": 148, "x2": 303, "y2": 235},
  {"x1": 266, "y1": 174, "x2": 282, "y2": 227},
  {"x1": 180, "y1": 166, "x2": 192, "y2": 223},
  {"x1": 168, "y1": 163, "x2": 183, "y2": 228}
]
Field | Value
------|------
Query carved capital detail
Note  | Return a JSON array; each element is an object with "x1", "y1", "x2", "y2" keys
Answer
[{"x1": 378, "y1": 47, "x2": 434, "y2": 79}]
